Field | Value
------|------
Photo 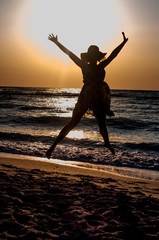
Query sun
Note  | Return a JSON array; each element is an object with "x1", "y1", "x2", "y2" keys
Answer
[{"x1": 25, "y1": 0, "x2": 123, "y2": 60}]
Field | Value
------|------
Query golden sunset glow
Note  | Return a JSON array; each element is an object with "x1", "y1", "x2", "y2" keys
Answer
[
  {"x1": 0, "y1": 0, "x2": 158, "y2": 90},
  {"x1": 26, "y1": 0, "x2": 122, "y2": 55}
]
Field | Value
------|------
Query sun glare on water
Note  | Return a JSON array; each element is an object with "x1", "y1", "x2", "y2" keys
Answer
[
  {"x1": 50, "y1": 130, "x2": 85, "y2": 140},
  {"x1": 67, "y1": 130, "x2": 85, "y2": 140}
]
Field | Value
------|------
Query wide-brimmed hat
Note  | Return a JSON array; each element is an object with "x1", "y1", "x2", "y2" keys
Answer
[{"x1": 81, "y1": 45, "x2": 106, "y2": 62}]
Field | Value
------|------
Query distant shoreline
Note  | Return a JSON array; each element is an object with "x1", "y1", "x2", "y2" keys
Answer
[{"x1": 0, "y1": 86, "x2": 159, "y2": 92}]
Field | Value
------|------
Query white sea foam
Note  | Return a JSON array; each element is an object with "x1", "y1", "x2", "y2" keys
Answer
[{"x1": 1, "y1": 152, "x2": 159, "y2": 181}]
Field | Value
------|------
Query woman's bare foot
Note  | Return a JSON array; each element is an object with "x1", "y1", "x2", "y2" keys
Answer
[
  {"x1": 105, "y1": 143, "x2": 115, "y2": 155},
  {"x1": 46, "y1": 148, "x2": 54, "y2": 159}
]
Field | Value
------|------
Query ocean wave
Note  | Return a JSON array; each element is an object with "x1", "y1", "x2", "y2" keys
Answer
[
  {"x1": 106, "y1": 117, "x2": 159, "y2": 130},
  {"x1": 1, "y1": 129, "x2": 158, "y2": 154},
  {"x1": 0, "y1": 115, "x2": 70, "y2": 126},
  {"x1": 1, "y1": 113, "x2": 158, "y2": 131},
  {"x1": 0, "y1": 131, "x2": 99, "y2": 147},
  {"x1": 19, "y1": 106, "x2": 53, "y2": 111},
  {"x1": 0, "y1": 104, "x2": 15, "y2": 109},
  {"x1": 17, "y1": 116, "x2": 70, "y2": 126},
  {"x1": 1, "y1": 142, "x2": 159, "y2": 171},
  {"x1": 1, "y1": 115, "x2": 96, "y2": 127},
  {"x1": 0, "y1": 131, "x2": 50, "y2": 143},
  {"x1": 1, "y1": 87, "x2": 159, "y2": 99},
  {"x1": 112, "y1": 90, "x2": 159, "y2": 101},
  {"x1": 1, "y1": 87, "x2": 159, "y2": 167},
  {"x1": 0, "y1": 87, "x2": 79, "y2": 98}
]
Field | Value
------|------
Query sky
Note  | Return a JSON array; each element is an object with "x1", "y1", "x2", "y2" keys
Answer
[{"x1": 0, "y1": 0, "x2": 159, "y2": 90}]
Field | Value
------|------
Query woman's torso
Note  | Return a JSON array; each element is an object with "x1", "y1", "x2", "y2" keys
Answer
[
  {"x1": 79, "y1": 63, "x2": 111, "y2": 111},
  {"x1": 82, "y1": 63, "x2": 105, "y2": 87}
]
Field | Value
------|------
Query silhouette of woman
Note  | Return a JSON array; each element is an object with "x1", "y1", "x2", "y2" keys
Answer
[{"x1": 46, "y1": 32, "x2": 128, "y2": 158}]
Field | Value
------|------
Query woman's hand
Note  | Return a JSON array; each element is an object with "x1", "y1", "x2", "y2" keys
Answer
[
  {"x1": 122, "y1": 32, "x2": 128, "y2": 43},
  {"x1": 48, "y1": 33, "x2": 58, "y2": 43}
]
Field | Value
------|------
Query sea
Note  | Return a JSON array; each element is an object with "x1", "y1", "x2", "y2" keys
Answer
[{"x1": 0, "y1": 87, "x2": 159, "y2": 180}]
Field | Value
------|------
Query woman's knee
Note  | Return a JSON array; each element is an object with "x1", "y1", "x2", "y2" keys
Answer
[
  {"x1": 65, "y1": 116, "x2": 81, "y2": 130},
  {"x1": 70, "y1": 117, "x2": 81, "y2": 127}
]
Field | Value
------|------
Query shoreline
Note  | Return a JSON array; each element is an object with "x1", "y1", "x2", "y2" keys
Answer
[
  {"x1": 1, "y1": 154, "x2": 159, "y2": 239},
  {"x1": 1, "y1": 152, "x2": 159, "y2": 181},
  {"x1": 0, "y1": 154, "x2": 159, "y2": 199}
]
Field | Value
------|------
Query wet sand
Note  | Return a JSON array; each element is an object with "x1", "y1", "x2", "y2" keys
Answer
[{"x1": 0, "y1": 156, "x2": 159, "y2": 239}]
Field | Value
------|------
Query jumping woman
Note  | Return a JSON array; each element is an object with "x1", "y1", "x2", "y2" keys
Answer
[{"x1": 46, "y1": 32, "x2": 128, "y2": 159}]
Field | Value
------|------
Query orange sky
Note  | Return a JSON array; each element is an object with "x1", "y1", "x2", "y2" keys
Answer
[{"x1": 0, "y1": 0, "x2": 159, "y2": 90}]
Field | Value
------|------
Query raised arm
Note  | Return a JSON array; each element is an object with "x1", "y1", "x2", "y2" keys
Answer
[
  {"x1": 100, "y1": 32, "x2": 128, "y2": 68},
  {"x1": 48, "y1": 34, "x2": 82, "y2": 67}
]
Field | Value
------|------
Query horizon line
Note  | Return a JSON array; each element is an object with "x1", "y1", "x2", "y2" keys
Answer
[{"x1": 0, "y1": 86, "x2": 159, "y2": 92}]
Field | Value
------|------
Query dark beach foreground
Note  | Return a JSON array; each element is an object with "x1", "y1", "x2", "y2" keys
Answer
[{"x1": 0, "y1": 156, "x2": 159, "y2": 240}]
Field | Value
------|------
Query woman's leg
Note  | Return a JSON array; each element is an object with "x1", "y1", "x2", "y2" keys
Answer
[
  {"x1": 46, "y1": 110, "x2": 86, "y2": 159},
  {"x1": 95, "y1": 111, "x2": 115, "y2": 155}
]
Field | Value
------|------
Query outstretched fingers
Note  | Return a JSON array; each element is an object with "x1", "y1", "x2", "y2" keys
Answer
[
  {"x1": 122, "y1": 32, "x2": 128, "y2": 43},
  {"x1": 48, "y1": 33, "x2": 58, "y2": 42}
]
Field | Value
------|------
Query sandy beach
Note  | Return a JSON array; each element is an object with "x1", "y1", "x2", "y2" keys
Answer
[{"x1": 0, "y1": 156, "x2": 159, "y2": 239}]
